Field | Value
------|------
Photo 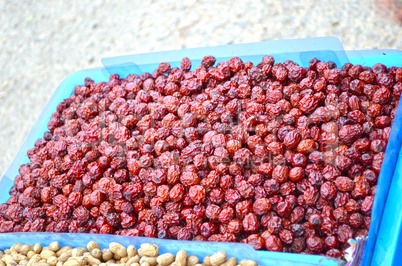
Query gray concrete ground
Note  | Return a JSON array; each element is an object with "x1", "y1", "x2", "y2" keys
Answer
[{"x1": 0, "y1": 0, "x2": 401, "y2": 178}]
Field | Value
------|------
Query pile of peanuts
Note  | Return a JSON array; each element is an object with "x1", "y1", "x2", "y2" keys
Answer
[{"x1": 0, "y1": 241, "x2": 259, "y2": 266}]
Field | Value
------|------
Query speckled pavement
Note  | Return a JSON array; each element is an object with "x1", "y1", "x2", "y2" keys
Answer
[{"x1": 0, "y1": 0, "x2": 401, "y2": 178}]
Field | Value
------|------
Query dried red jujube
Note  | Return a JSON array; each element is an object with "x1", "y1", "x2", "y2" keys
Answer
[{"x1": 2, "y1": 56, "x2": 399, "y2": 259}]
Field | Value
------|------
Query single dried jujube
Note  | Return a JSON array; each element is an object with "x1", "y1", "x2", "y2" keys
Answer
[{"x1": 1, "y1": 55, "x2": 401, "y2": 260}]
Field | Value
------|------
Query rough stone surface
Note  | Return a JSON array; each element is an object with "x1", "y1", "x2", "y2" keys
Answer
[{"x1": 0, "y1": 0, "x2": 401, "y2": 178}]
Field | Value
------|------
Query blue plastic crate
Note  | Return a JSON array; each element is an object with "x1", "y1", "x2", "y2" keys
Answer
[{"x1": 0, "y1": 37, "x2": 400, "y2": 265}]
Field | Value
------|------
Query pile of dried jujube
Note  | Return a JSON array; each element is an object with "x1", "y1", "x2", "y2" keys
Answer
[{"x1": 0, "y1": 55, "x2": 401, "y2": 259}]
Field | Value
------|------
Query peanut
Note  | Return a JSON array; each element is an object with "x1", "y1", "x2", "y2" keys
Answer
[
  {"x1": 109, "y1": 242, "x2": 127, "y2": 259},
  {"x1": 138, "y1": 243, "x2": 159, "y2": 257},
  {"x1": 239, "y1": 259, "x2": 258, "y2": 266},
  {"x1": 87, "y1": 241, "x2": 101, "y2": 252},
  {"x1": 20, "y1": 245, "x2": 33, "y2": 255},
  {"x1": 27, "y1": 254, "x2": 41, "y2": 266},
  {"x1": 203, "y1": 255, "x2": 212, "y2": 266},
  {"x1": 48, "y1": 242, "x2": 60, "y2": 252},
  {"x1": 140, "y1": 256, "x2": 157, "y2": 266},
  {"x1": 126, "y1": 255, "x2": 140, "y2": 265},
  {"x1": 33, "y1": 244, "x2": 42, "y2": 254},
  {"x1": 63, "y1": 260, "x2": 83, "y2": 266},
  {"x1": 27, "y1": 250, "x2": 36, "y2": 260},
  {"x1": 102, "y1": 248, "x2": 114, "y2": 261},
  {"x1": 90, "y1": 248, "x2": 102, "y2": 260},
  {"x1": 58, "y1": 250, "x2": 72, "y2": 263},
  {"x1": 47, "y1": 256, "x2": 58, "y2": 266},
  {"x1": 3, "y1": 254, "x2": 16, "y2": 265},
  {"x1": 127, "y1": 245, "x2": 137, "y2": 258},
  {"x1": 72, "y1": 247, "x2": 87, "y2": 257},
  {"x1": 40, "y1": 250, "x2": 56, "y2": 260},
  {"x1": 12, "y1": 253, "x2": 26, "y2": 262},
  {"x1": 71, "y1": 256, "x2": 87, "y2": 266},
  {"x1": 157, "y1": 253, "x2": 175, "y2": 266},
  {"x1": 210, "y1": 251, "x2": 227, "y2": 266},
  {"x1": 85, "y1": 254, "x2": 102, "y2": 265},
  {"x1": 175, "y1": 250, "x2": 187, "y2": 266},
  {"x1": 105, "y1": 259, "x2": 116, "y2": 264},
  {"x1": 10, "y1": 243, "x2": 22, "y2": 253},
  {"x1": 221, "y1": 257, "x2": 238, "y2": 266},
  {"x1": 186, "y1": 255, "x2": 200, "y2": 266},
  {"x1": 19, "y1": 259, "x2": 29, "y2": 265},
  {"x1": 56, "y1": 246, "x2": 72, "y2": 257}
]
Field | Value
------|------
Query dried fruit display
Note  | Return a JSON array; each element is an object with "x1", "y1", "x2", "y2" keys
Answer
[{"x1": 1, "y1": 55, "x2": 401, "y2": 259}]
